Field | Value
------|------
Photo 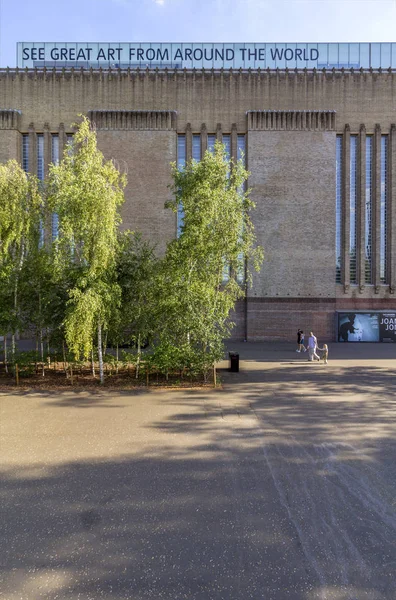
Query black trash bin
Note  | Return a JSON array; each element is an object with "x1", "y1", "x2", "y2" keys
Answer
[{"x1": 229, "y1": 351, "x2": 240, "y2": 373}]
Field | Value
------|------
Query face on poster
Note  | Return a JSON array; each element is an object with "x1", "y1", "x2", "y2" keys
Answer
[{"x1": 338, "y1": 313, "x2": 380, "y2": 342}]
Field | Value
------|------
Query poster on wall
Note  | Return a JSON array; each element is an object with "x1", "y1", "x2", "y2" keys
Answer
[
  {"x1": 379, "y1": 313, "x2": 396, "y2": 343},
  {"x1": 338, "y1": 313, "x2": 379, "y2": 342},
  {"x1": 338, "y1": 312, "x2": 396, "y2": 342}
]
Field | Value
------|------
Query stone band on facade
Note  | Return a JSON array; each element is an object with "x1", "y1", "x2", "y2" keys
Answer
[
  {"x1": 247, "y1": 110, "x2": 336, "y2": 131},
  {"x1": 0, "y1": 109, "x2": 21, "y2": 129},
  {"x1": 88, "y1": 110, "x2": 177, "y2": 131}
]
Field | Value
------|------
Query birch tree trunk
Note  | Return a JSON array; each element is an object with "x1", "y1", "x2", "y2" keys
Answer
[
  {"x1": 39, "y1": 293, "x2": 44, "y2": 362},
  {"x1": 12, "y1": 276, "x2": 17, "y2": 364},
  {"x1": 136, "y1": 334, "x2": 141, "y2": 379},
  {"x1": 103, "y1": 332, "x2": 108, "y2": 358},
  {"x1": 11, "y1": 334, "x2": 15, "y2": 362},
  {"x1": 39, "y1": 302, "x2": 44, "y2": 376},
  {"x1": 11, "y1": 241, "x2": 25, "y2": 366},
  {"x1": 98, "y1": 322, "x2": 104, "y2": 384},
  {"x1": 91, "y1": 349, "x2": 96, "y2": 378}
]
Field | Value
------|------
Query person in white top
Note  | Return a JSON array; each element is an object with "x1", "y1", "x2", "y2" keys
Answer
[
  {"x1": 318, "y1": 344, "x2": 329, "y2": 364},
  {"x1": 307, "y1": 332, "x2": 320, "y2": 362}
]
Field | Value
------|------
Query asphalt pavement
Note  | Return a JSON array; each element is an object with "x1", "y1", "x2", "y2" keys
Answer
[{"x1": 0, "y1": 342, "x2": 395, "y2": 600}]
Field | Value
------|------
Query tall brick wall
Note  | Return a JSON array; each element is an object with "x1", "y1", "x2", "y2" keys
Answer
[
  {"x1": 248, "y1": 129, "x2": 336, "y2": 299},
  {"x1": 0, "y1": 69, "x2": 394, "y2": 133},
  {"x1": 0, "y1": 69, "x2": 395, "y2": 341},
  {"x1": 95, "y1": 123, "x2": 177, "y2": 255},
  {"x1": 0, "y1": 109, "x2": 21, "y2": 163},
  {"x1": 245, "y1": 298, "x2": 336, "y2": 342},
  {"x1": 0, "y1": 129, "x2": 19, "y2": 163}
]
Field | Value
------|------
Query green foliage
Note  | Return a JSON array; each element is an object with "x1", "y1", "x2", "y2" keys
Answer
[
  {"x1": 11, "y1": 351, "x2": 39, "y2": 376},
  {"x1": 0, "y1": 161, "x2": 41, "y2": 338},
  {"x1": 0, "y1": 126, "x2": 262, "y2": 386},
  {"x1": 48, "y1": 116, "x2": 126, "y2": 280},
  {"x1": 150, "y1": 341, "x2": 184, "y2": 374},
  {"x1": 160, "y1": 141, "x2": 263, "y2": 359},
  {"x1": 19, "y1": 245, "x2": 66, "y2": 349},
  {"x1": 120, "y1": 350, "x2": 139, "y2": 367},
  {"x1": 0, "y1": 160, "x2": 41, "y2": 259},
  {"x1": 112, "y1": 231, "x2": 158, "y2": 347},
  {"x1": 47, "y1": 116, "x2": 125, "y2": 363},
  {"x1": 148, "y1": 342, "x2": 217, "y2": 378}
]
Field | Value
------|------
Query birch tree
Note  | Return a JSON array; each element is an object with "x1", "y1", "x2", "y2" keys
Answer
[
  {"x1": 47, "y1": 116, "x2": 126, "y2": 383},
  {"x1": 19, "y1": 242, "x2": 66, "y2": 367},
  {"x1": 0, "y1": 160, "x2": 41, "y2": 363},
  {"x1": 114, "y1": 231, "x2": 158, "y2": 375},
  {"x1": 161, "y1": 141, "x2": 263, "y2": 368}
]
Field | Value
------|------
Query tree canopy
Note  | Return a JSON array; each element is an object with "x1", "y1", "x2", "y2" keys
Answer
[
  {"x1": 47, "y1": 116, "x2": 126, "y2": 381},
  {"x1": 0, "y1": 122, "x2": 262, "y2": 385},
  {"x1": 160, "y1": 140, "x2": 263, "y2": 368}
]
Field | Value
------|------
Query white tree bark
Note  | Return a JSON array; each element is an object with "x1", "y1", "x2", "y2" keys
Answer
[
  {"x1": 91, "y1": 349, "x2": 96, "y2": 378},
  {"x1": 136, "y1": 334, "x2": 141, "y2": 379},
  {"x1": 98, "y1": 322, "x2": 104, "y2": 384}
]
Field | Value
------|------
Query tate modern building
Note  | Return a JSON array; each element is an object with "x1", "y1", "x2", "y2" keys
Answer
[{"x1": 0, "y1": 42, "x2": 395, "y2": 342}]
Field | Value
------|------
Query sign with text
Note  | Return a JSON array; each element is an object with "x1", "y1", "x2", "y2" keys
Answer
[
  {"x1": 337, "y1": 312, "x2": 396, "y2": 343},
  {"x1": 17, "y1": 42, "x2": 396, "y2": 70}
]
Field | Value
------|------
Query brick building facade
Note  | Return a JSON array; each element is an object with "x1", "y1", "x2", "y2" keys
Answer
[{"x1": 0, "y1": 62, "x2": 395, "y2": 341}]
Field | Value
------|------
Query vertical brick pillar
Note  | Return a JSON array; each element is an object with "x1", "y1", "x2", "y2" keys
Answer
[
  {"x1": 216, "y1": 122, "x2": 222, "y2": 142},
  {"x1": 43, "y1": 123, "x2": 52, "y2": 244},
  {"x1": 389, "y1": 124, "x2": 396, "y2": 294},
  {"x1": 59, "y1": 123, "x2": 66, "y2": 158},
  {"x1": 373, "y1": 123, "x2": 381, "y2": 292},
  {"x1": 358, "y1": 124, "x2": 366, "y2": 290},
  {"x1": 44, "y1": 122, "x2": 51, "y2": 179},
  {"x1": 342, "y1": 124, "x2": 351, "y2": 291},
  {"x1": 185, "y1": 122, "x2": 192, "y2": 161},
  {"x1": 28, "y1": 122, "x2": 37, "y2": 176},
  {"x1": 231, "y1": 123, "x2": 238, "y2": 162},
  {"x1": 200, "y1": 123, "x2": 207, "y2": 157}
]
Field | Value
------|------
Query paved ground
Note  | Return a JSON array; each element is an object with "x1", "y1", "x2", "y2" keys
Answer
[{"x1": 0, "y1": 342, "x2": 395, "y2": 600}]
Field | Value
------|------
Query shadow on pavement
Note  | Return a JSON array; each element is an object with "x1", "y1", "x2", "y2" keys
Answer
[{"x1": 1, "y1": 350, "x2": 396, "y2": 599}]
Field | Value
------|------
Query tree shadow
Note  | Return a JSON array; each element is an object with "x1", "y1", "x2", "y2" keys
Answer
[
  {"x1": 2, "y1": 433, "x2": 396, "y2": 599},
  {"x1": 1, "y1": 359, "x2": 396, "y2": 599}
]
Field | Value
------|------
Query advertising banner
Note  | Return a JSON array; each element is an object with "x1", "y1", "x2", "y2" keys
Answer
[
  {"x1": 379, "y1": 313, "x2": 396, "y2": 343},
  {"x1": 337, "y1": 312, "x2": 396, "y2": 342}
]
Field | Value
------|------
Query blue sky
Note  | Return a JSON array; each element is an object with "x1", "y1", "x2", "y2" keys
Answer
[{"x1": 0, "y1": 0, "x2": 395, "y2": 67}]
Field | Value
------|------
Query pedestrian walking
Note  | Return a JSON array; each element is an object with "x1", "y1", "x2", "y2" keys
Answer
[
  {"x1": 307, "y1": 332, "x2": 320, "y2": 361},
  {"x1": 296, "y1": 329, "x2": 307, "y2": 353},
  {"x1": 296, "y1": 329, "x2": 302, "y2": 352},
  {"x1": 318, "y1": 344, "x2": 329, "y2": 364},
  {"x1": 300, "y1": 331, "x2": 307, "y2": 352}
]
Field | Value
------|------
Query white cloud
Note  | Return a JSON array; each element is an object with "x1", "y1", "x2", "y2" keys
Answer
[{"x1": 154, "y1": 0, "x2": 165, "y2": 5}]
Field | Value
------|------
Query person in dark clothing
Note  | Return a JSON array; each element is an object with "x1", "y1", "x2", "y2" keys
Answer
[{"x1": 296, "y1": 329, "x2": 307, "y2": 353}]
